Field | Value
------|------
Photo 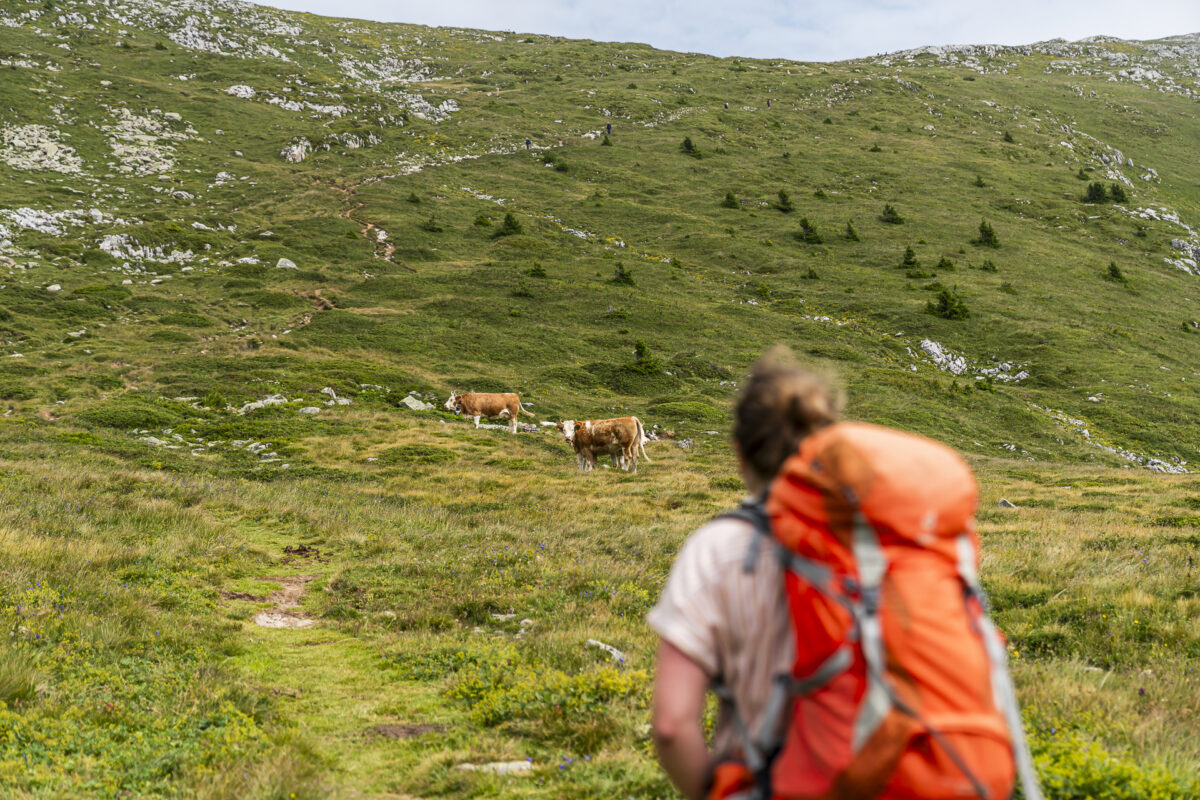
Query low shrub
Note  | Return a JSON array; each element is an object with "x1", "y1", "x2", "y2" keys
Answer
[{"x1": 375, "y1": 444, "x2": 457, "y2": 465}]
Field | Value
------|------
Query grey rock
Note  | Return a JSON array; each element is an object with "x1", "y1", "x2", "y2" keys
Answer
[
  {"x1": 298, "y1": 406, "x2": 321, "y2": 414},
  {"x1": 586, "y1": 638, "x2": 627, "y2": 663},
  {"x1": 997, "y1": 498, "x2": 1017, "y2": 508},
  {"x1": 398, "y1": 395, "x2": 433, "y2": 411},
  {"x1": 455, "y1": 761, "x2": 532, "y2": 775}
]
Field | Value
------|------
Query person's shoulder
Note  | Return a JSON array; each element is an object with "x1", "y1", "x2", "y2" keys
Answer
[{"x1": 678, "y1": 512, "x2": 758, "y2": 567}]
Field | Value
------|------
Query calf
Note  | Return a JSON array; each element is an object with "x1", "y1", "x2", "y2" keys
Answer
[
  {"x1": 559, "y1": 416, "x2": 651, "y2": 473},
  {"x1": 444, "y1": 391, "x2": 535, "y2": 433}
]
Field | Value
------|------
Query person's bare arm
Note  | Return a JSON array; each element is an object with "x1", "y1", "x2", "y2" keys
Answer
[{"x1": 652, "y1": 638, "x2": 712, "y2": 800}]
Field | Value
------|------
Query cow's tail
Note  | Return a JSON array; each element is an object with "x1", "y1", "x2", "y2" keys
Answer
[
  {"x1": 635, "y1": 417, "x2": 652, "y2": 463},
  {"x1": 519, "y1": 403, "x2": 536, "y2": 417}
]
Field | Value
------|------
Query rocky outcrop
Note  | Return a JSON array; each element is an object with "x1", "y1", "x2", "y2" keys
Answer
[{"x1": 0, "y1": 124, "x2": 84, "y2": 173}]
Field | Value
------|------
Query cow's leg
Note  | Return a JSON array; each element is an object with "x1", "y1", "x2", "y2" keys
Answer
[
  {"x1": 473, "y1": 415, "x2": 481, "y2": 427},
  {"x1": 510, "y1": 417, "x2": 518, "y2": 434}
]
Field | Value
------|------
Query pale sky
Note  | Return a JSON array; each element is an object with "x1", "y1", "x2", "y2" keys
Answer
[{"x1": 263, "y1": 0, "x2": 1200, "y2": 62}]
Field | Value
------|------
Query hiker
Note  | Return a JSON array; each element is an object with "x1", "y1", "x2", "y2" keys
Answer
[
  {"x1": 766, "y1": 98, "x2": 771, "y2": 108},
  {"x1": 724, "y1": 102, "x2": 729, "y2": 109},
  {"x1": 649, "y1": 346, "x2": 1040, "y2": 800},
  {"x1": 525, "y1": 138, "x2": 531, "y2": 149},
  {"x1": 607, "y1": 122, "x2": 612, "y2": 134}
]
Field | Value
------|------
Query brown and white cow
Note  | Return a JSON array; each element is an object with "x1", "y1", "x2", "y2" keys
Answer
[
  {"x1": 444, "y1": 391, "x2": 535, "y2": 433},
  {"x1": 559, "y1": 416, "x2": 651, "y2": 473}
]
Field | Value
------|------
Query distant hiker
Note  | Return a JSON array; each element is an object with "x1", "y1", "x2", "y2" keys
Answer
[
  {"x1": 525, "y1": 138, "x2": 531, "y2": 150},
  {"x1": 723, "y1": 102, "x2": 729, "y2": 109},
  {"x1": 766, "y1": 98, "x2": 771, "y2": 108},
  {"x1": 607, "y1": 122, "x2": 612, "y2": 134},
  {"x1": 649, "y1": 346, "x2": 1041, "y2": 800}
]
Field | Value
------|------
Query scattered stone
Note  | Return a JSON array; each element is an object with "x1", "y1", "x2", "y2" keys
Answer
[
  {"x1": 998, "y1": 498, "x2": 1017, "y2": 508},
  {"x1": 45, "y1": 284, "x2": 61, "y2": 292},
  {"x1": 298, "y1": 406, "x2": 321, "y2": 414},
  {"x1": 456, "y1": 761, "x2": 533, "y2": 775},
  {"x1": 281, "y1": 138, "x2": 313, "y2": 163},
  {"x1": 322, "y1": 386, "x2": 352, "y2": 406},
  {"x1": 276, "y1": 257, "x2": 298, "y2": 269},
  {"x1": 586, "y1": 638, "x2": 627, "y2": 663},
  {"x1": 677, "y1": 438, "x2": 693, "y2": 449},
  {"x1": 239, "y1": 394, "x2": 288, "y2": 414}
]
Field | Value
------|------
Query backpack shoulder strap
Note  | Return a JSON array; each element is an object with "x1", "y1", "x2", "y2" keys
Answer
[
  {"x1": 955, "y1": 536, "x2": 1044, "y2": 800},
  {"x1": 714, "y1": 494, "x2": 771, "y2": 574}
]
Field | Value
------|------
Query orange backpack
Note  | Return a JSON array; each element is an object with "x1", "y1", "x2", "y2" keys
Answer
[{"x1": 708, "y1": 422, "x2": 1041, "y2": 800}]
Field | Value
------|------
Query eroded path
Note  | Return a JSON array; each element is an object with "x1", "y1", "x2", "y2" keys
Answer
[{"x1": 218, "y1": 541, "x2": 456, "y2": 798}]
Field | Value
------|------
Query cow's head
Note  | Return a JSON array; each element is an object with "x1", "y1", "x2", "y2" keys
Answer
[
  {"x1": 443, "y1": 392, "x2": 459, "y2": 413},
  {"x1": 560, "y1": 419, "x2": 576, "y2": 443}
]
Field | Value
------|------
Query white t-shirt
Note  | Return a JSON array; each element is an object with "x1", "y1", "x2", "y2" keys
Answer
[{"x1": 648, "y1": 516, "x2": 795, "y2": 756}]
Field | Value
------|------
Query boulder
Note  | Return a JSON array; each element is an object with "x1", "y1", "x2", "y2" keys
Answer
[
  {"x1": 298, "y1": 406, "x2": 321, "y2": 414},
  {"x1": 276, "y1": 257, "x2": 298, "y2": 269},
  {"x1": 997, "y1": 498, "x2": 1017, "y2": 508},
  {"x1": 398, "y1": 395, "x2": 433, "y2": 411}
]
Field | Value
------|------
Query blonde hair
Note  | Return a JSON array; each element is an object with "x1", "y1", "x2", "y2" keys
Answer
[{"x1": 734, "y1": 346, "x2": 841, "y2": 483}]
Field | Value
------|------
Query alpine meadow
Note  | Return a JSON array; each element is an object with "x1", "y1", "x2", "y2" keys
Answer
[{"x1": 2, "y1": 0, "x2": 1200, "y2": 796}]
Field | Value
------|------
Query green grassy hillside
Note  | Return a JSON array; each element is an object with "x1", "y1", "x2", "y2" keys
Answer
[{"x1": 2, "y1": 1, "x2": 1200, "y2": 796}]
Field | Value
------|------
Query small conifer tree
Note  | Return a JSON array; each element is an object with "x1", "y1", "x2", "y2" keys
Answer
[
  {"x1": 681, "y1": 136, "x2": 700, "y2": 157},
  {"x1": 721, "y1": 191, "x2": 739, "y2": 209},
  {"x1": 802, "y1": 266, "x2": 820, "y2": 280},
  {"x1": 927, "y1": 287, "x2": 970, "y2": 319},
  {"x1": 493, "y1": 212, "x2": 524, "y2": 237},
  {"x1": 880, "y1": 204, "x2": 904, "y2": 224},
  {"x1": 601, "y1": 134, "x2": 613, "y2": 146},
  {"x1": 419, "y1": 215, "x2": 443, "y2": 233},
  {"x1": 1076, "y1": 167, "x2": 1089, "y2": 180},
  {"x1": 612, "y1": 262, "x2": 635, "y2": 286},
  {"x1": 1002, "y1": 131, "x2": 1015, "y2": 143},
  {"x1": 1109, "y1": 183, "x2": 1127, "y2": 203},
  {"x1": 869, "y1": 143, "x2": 883, "y2": 152},
  {"x1": 1105, "y1": 261, "x2": 1128, "y2": 284},
  {"x1": 406, "y1": 192, "x2": 421, "y2": 204},
  {"x1": 901, "y1": 246, "x2": 919, "y2": 268},
  {"x1": 1084, "y1": 181, "x2": 1108, "y2": 203},
  {"x1": 845, "y1": 221, "x2": 860, "y2": 241},
  {"x1": 796, "y1": 217, "x2": 823, "y2": 244},
  {"x1": 776, "y1": 190, "x2": 794, "y2": 213},
  {"x1": 937, "y1": 256, "x2": 956, "y2": 271},
  {"x1": 980, "y1": 259, "x2": 998, "y2": 273},
  {"x1": 974, "y1": 219, "x2": 1000, "y2": 248},
  {"x1": 973, "y1": 175, "x2": 986, "y2": 187},
  {"x1": 631, "y1": 339, "x2": 662, "y2": 373}
]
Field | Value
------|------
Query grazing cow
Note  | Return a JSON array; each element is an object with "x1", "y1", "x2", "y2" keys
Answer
[
  {"x1": 559, "y1": 416, "x2": 651, "y2": 473},
  {"x1": 444, "y1": 391, "x2": 535, "y2": 433}
]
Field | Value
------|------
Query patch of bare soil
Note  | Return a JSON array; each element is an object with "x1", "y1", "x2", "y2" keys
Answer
[
  {"x1": 282, "y1": 544, "x2": 330, "y2": 564},
  {"x1": 253, "y1": 574, "x2": 321, "y2": 629},
  {"x1": 366, "y1": 723, "x2": 447, "y2": 740},
  {"x1": 220, "y1": 590, "x2": 269, "y2": 602}
]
